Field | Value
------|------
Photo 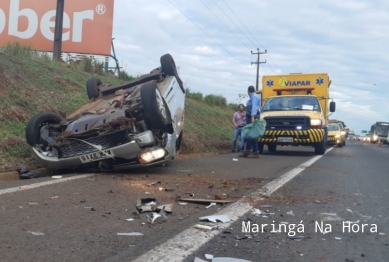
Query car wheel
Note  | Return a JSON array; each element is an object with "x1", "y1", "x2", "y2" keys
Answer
[
  {"x1": 160, "y1": 54, "x2": 178, "y2": 76},
  {"x1": 140, "y1": 81, "x2": 168, "y2": 129},
  {"x1": 86, "y1": 77, "x2": 102, "y2": 99},
  {"x1": 25, "y1": 112, "x2": 63, "y2": 148}
]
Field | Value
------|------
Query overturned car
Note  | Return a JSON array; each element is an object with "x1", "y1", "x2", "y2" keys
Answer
[{"x1": 25, "y1": 54, "x2": 185, "y2": 171}]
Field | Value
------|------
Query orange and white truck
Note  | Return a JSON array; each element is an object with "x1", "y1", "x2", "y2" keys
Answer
[{"x1": 257, "y1": 73, "x2": 336, "y2": 155}]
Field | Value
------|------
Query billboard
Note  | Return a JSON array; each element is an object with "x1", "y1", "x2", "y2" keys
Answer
[{"x1": 0, "y1": 0, "x2": 114, "y2": 55}]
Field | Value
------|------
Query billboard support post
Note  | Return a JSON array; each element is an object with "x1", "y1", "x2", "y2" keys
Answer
[{"x1": 53, "y1": 0, "x2": 65, "y2": 61}]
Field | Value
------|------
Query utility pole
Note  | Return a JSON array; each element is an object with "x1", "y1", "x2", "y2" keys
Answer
[
  {"x1": 53, "y1": 0, "x2": 65, "y2": 61},
  {"x1": 251, "y1": 48, "x2": 267, "y2": 91}
]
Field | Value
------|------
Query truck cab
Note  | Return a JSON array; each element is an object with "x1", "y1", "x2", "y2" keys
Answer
[{"x1": 258, "y1": 73, "x2": 336, "y2": 155}]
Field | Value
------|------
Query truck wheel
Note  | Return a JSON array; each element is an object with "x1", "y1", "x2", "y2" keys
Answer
[
  {"x1": 86, "y1": 77, "x2": 102, "y2": 99},
  {"x1": 268, "y1": 144, "x2": 277, "y2": 152},
  {"x1": 140, "y1": 81, "x2": 168, "y2": 129},
  {"x1": 25, "y1": 112, "x2": 63, "y2": 148},
  {"x1": 314, "y1": 140, "x2": 326, "y2": 155},
  {"x1": 258, "y1": 142, "x2": 264, "y2": 154}
]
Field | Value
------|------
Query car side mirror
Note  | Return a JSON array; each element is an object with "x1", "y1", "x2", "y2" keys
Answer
[{"x1": 329, "y1": 101, "x2": 336, "y2": 112}]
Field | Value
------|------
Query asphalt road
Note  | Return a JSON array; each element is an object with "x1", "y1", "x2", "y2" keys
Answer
[{"x1": 0, "y1": 141, "x2": 388, "y2": 261}]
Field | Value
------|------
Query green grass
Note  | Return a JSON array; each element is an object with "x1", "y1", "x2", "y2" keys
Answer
[{"x1": 0, "y1": 46, "x2": 235, "y2": 172}]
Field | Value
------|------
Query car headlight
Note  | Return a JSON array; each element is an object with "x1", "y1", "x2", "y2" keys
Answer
[
  {"x1": 139, "y1": 148, "x2": 167, "y2": 163},
  {"x1": 341, "y1": 131, "x2": 346, "y2": 135},
  {"x1": 311, "y1": 119, "x2": 322, "y2": 126},
  {"x1": 373, "y1": 135, "x2": 378, "y2": 140},
  {"x1": 335, "y1": 134, "x2": 340, "y2": 138}
]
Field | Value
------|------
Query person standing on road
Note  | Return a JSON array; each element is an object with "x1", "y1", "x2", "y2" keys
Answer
[
  {"x1": 239, "y1": 85, "x2": 261, "y2": 158},
  {"x1": 231, "y1": 104, "x2": 246, "y2": 153}
]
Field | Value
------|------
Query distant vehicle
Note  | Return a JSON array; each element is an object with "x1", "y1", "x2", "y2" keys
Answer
[
  {"x1": 328, "y1": 120, "x2": 348, "y2": 146},
  {"x1": 327, "y1": 123, "x2": 345, "y2": 147},
  {"x1": 25, "y1": 54, "x2": 185, "y2": 171},
  {"x1": 362, "y1": 135, "x2": 370, "y2": 142},
  {"x1": 328, "y1": 119, "x2": 349, "y2": 139},
  {"x1": 370, "y1": 122, "x2": 389, "y2": 144},
  {"x1": 353, "y1": 135, "x2": 361, "y2": 141}
]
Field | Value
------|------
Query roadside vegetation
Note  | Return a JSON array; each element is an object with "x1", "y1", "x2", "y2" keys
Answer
[{"x1": 0, "y1": 42, "x2": 236, "y2": 172}]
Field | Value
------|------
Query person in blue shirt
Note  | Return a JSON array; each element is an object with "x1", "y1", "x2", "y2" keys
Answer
[{"x1": 239, "y1": 85, "x2": 261, "y2": 158}]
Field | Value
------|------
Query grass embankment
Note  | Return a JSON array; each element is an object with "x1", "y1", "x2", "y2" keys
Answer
[{"x1": 0, "y1": 50, "x2": 235, "y2": 172}]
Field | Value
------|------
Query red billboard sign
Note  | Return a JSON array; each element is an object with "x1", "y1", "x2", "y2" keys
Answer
[{"x1": 0, "y1": 0, "x2": 114, "y2": 55}]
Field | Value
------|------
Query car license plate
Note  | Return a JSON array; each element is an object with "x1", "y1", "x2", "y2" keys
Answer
[
  {"x1": 79, "y1": 149, "x2": 115, "y2": 163},
  {"x1": 277, "y1": 137, "x2": 294, "y2": 143}
]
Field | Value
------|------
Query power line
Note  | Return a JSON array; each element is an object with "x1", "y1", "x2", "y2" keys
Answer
[
  {"x1": 221, "y1": 0, "x2": 279, "y2": 73},
  {"x1": 166, "y1": 0, "x2": 248, "y2": 67},
  {"x1": 199, "y1": 0, "x2": 251, "y2": 50}
]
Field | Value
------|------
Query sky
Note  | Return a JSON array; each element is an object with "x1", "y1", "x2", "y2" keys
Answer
[{"x1": 110, "y1": 0, "x2": 389, "y2": 135}]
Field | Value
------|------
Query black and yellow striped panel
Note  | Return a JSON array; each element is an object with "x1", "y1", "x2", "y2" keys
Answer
[{"x1": 258, "y1": 129, "x2": 324, "y2": 143}]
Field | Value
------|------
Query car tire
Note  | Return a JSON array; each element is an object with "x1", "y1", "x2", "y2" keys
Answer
[
  {"x1": 86, "y1": 77, "x2": 102, "y2": 99},
  {"x1": 343, "y1": 140, "x2": 346, "y2": 146},
  {"x1": 25, "y1": 112, "x2": 63, "y2": 148},
  {"x1": 160, "y1": 54, "x2": 178, "y2": 76},
  {"x1": 160, "y1": 54, "x2": 184, "y2": 91},
  {"x1": 140, "y1": 81, "x2": 168, "y2": 129}
]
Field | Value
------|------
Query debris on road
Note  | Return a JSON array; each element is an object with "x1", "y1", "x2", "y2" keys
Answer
[
  {"x1": 185, "y1": 193, "x2": 195, "y2": 198},
  {"x1": 251, "y1": 208, "x2": 262, "y2": 216},
  {"x1": 27, "y1": 231, "x2": 45, "y2": 236},
  {"x1": 156, "y1": 203, "x2": 173, "y2": 213},
  {"x1": 205, "y1": 203, "x2": 217, "y2": 209},
  {"x1": 125, "y1": 218, "x2": 134, "y2": 222},
  {"x1": 212, "y1": 257, "x2": 253, "y2": 262},
  {"x1": 194, "y1": 223, "x2": 218, "y2": 231},
  {"x1": 286, "y1": 210, "x2": 295, "y2": 216},
  {"x1": 176, "y1": 196, "x2": 234, "y2": 205},
  {"x1": 51, "y1": 175, "x2": 63, "y2": 179},
  {"x1": 346, "y1": 208, "x2": 353, "y2": 213},
  {"x1": 260, "y1": 204, "x2": 272, "y2": 208},
  {"x1": 50, "y1": 196, "x2": 60, "y2": 199},
  {"x1": 232, "y1": 158, "x2": 238, "y2": 161},
  {"x1": 335, "y1": 237, "x2": 342, "y2": 240},
  {"x1": 177, "y1": 202, "x2": 188, "y2": 205},
  {"x1": 136, "y1": 198, "x2": 158, "y2": 212},
  {"x1": 147, "y1": 209, "x2": 167, "y2": 224},
  {"x1": 148, "y1": 181, "x2": 162, "y2": 187},
  {"x1": 199, "y1": 214, "x2": 230, "y2": 223},
  {"x1": 205, "y1": 254, "x2": 214, "y2": 259},
  {"x1": 117, "y1": 232, "x2": 143, "y2": 236},
  {"x1": 288, "y1": 236, "x2": 306, "y2": 241},
  {"x1": 234, "y1": 235, "x2": 248, "y2": 240},
  {"x1": 18, "y1": 168, "x2": 40, "y2": 179},
  {"x1": 164, "y1": 188, "x2": 175, "y2": 192}
]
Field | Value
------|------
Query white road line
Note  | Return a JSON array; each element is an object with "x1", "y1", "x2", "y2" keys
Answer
[
  {"x1": 133, "y1": 148, "x2": 333, "y2": 262},
  {"x1": 0, "y1": 174, "x2": 93, "y2": 196},
  {"x1": 257, "y1": 147, "x2": 333, "y2": 196}
]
